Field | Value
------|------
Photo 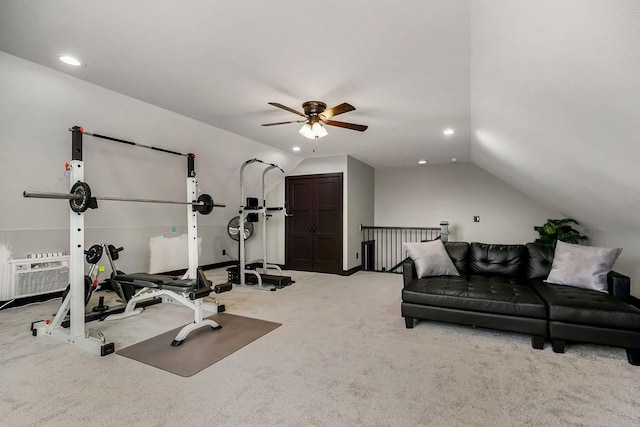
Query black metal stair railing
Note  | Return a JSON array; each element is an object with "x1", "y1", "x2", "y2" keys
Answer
[{"x1": 361, "y1": 222, "x2": 449, "y2": 273}]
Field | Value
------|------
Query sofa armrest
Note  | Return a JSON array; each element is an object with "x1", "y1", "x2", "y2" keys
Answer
[
  {"x1": 607, "y1": 270, "x2": 631, "y2": 302},
  {"x1": 402, "y1": 258, "x2": 417, "y2": 287}
]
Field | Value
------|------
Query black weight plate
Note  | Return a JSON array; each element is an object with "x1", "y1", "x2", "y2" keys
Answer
[
  {"x1": 108, "y1": 244, "x2": 124, "y2": 261},
  {"x1": 61, "y1": 275, "x2": 93, "y2": 307},
  {"x1": 196, "y1": 193, "x2": 214, "y2": 215},
  {"x1": 69, "y1": 181, "x2": 91, "y2": 213},
  {"x1": 85, "y1": 244, "x2": 103, "y2": 264}
]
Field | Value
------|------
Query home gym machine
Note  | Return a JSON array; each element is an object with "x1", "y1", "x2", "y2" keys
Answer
[
  {"x1": 24, "y1": 126, "x2": 227, "y2": 355},
  {"x1": 229, "y1": 158, "x2": 293, "y2": 291}
]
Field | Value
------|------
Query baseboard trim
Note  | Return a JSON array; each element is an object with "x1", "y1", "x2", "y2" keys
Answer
[
  {"x1": 0, "y1": 291, "x2": 64, "y2": 311},
  {"x1": 341, "y1": 265, "x2": 362, "y2": 276}
]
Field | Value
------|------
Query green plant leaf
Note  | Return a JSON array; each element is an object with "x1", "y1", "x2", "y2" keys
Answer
[{"x1": 534, "y1": 218, "x2": 587, "y2": 246}]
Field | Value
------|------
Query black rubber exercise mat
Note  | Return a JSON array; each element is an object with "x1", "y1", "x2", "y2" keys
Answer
[{"x1": 116, "y1": 313, "x2": 281, "y2": 377}]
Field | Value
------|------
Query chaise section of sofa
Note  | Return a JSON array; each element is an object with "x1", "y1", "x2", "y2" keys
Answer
[
  {"x1": 525, "y1": 243, "x2": 640, "y2": 365},
  {"x1": 402, "y1": 242, "x2": 548, "y2": 349}
]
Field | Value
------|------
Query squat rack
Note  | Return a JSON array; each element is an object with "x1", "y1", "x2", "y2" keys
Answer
[{"x1": 25, "y1": 126, "x2": 224, "y2": 356}]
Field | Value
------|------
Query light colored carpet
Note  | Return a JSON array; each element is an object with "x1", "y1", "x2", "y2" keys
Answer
[{"x1": 1, "y1": 269, "x2": 639, "y2": 426}]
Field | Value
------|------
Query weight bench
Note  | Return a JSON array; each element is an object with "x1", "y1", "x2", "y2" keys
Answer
[{"x1": 106, "y1": 268, "x2": 231, "y2": 346}]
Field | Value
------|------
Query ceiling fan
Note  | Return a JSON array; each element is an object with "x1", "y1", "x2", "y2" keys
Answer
[{"x1": 262, "y1": 101, "x2": 368, "y2": 140}]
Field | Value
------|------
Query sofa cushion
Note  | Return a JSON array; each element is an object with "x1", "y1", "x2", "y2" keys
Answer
[
  {"x1": 532, "y1": 281, "x2": 640, "y2": 331},
  {"x1": 443, "y1": 242, "x2": 469, "y2": 275},
  {"x1": 403, "y1": 275, "x2": 546, "y2": 319},
  {"x1": 403, "y1": 240, "x2": 460, "y2": 278},
  {"x1": 546, "y1": 241, "x2": 622, "y2": 293},
  {"x1": 526, "y1": 242, "x2": 555, "y2": 280},
  {"x1": 469, "y1": 243, "x2": 526, "y2": 278}
]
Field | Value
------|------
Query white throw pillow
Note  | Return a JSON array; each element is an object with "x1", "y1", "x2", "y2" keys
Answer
[
  {"x1": 403, "y1": 240, "x2": 460, "y2": 278},
  {"x1": 546, "y1": 241, "x2": 622, "y2": 293}
]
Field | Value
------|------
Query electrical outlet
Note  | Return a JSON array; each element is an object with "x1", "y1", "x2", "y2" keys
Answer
[{"x1": 222, "y1": 249, "x2": 226, "y2": 256}]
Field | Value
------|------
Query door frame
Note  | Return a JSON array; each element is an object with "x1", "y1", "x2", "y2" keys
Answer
[{"x1": 285, "y1": 172, "x2": 343, "y2": 274}]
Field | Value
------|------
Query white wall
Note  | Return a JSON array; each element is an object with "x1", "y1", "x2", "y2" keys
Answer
[
  {"x1": 346, "y1": 156, "x2": 374, "y2": 270},
  {"x1": 0, "y1": 51, "x2": 301, "y2": 282},
  {"x1": 375, "y1": 162, "x2": 563, "y2": 244}
]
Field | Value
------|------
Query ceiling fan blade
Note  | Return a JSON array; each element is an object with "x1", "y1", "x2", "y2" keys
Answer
[
  {"x1": 261, "y1": 120, "x2": 306, "y2": 126},
  {"x1": 320, "y1": 103, "x2": 355, "y2": 120},
  {"x1": 268, "y1": 102, "x2": 306, "y2": 117},
  {"x1": 324, "y1": 119, "x2": 368, "y2": 132}
]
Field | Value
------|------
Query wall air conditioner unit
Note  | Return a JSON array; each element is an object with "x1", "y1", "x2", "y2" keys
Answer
[{"x1": 1, "y1": 256, "x2": 69, "y2": 300}]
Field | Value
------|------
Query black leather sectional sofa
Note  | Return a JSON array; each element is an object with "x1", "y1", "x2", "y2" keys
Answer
[{"x1": 402, "y1": 242, "x2": 640, "y2": 365}]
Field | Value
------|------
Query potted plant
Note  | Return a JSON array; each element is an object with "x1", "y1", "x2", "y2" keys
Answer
[{"x1": 534, "y1": 218, "x2": 588, "y2": 246}]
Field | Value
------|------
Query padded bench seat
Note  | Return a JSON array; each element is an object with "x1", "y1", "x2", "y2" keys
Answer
[
  {"x1": 107, "y1": 268, "x2": 222, "y2": 347},
  {"x1": 403, "y1": 275, "x2": 547, "y2": 319},
  {"x1": 114, "y1": 273, "x2": 198, "y2": 293},
  {"x1": 532, "y1": 281, "x2": 640, "y2": 331}
]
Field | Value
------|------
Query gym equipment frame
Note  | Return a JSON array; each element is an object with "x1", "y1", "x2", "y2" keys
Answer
[
  {"x1": 58, "y1": 243, "x2": 161, "y2": 329},
  {"x1": 237, "y1": 158, "x2": 293, "y2": 290},
  {"x1": 26, "y1": 126, "x2": 226, "y2": 355}
]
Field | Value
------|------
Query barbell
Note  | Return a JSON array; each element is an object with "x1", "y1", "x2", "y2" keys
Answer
[{"x1": 23, "y1": 181, "x2": 225, "y2": 214}]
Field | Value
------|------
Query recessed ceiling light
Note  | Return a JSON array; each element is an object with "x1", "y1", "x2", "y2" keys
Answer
[
  {"x1": 451, "y1": 157, "x2": 457, "y2": 162},
  {"x1": 443, "y1": 128, "x2": 455, "y2": 136},
  {"x1": 58, "y1": 55, "x2": 83, "y2": 66},
  {"x1": 418, "y1": 159, "x2": 427, "y2": 165},
  {"x1": 292, "y1": 146, "x2": 301, "y2": 152}
]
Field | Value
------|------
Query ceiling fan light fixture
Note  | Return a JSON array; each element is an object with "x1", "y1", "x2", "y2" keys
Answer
[{"x1": 299, "y1": 121, "x2": 328, "y2": 139}]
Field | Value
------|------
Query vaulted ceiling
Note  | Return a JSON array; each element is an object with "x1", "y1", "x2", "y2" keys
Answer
[
  {"x1": 0, "y1": 0, "x2": 471, "y2": 167},
  {"x1": 1, "y1": 1, "x2": 638, "y2": 232}
]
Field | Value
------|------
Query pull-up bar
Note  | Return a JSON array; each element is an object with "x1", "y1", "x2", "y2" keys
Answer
[
  {"x1": 243, "y1": 158, "x2": 285, "y2": 174},
  {"x1": 71, "y1": 127, "x2": 189, "y2": 157}
]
